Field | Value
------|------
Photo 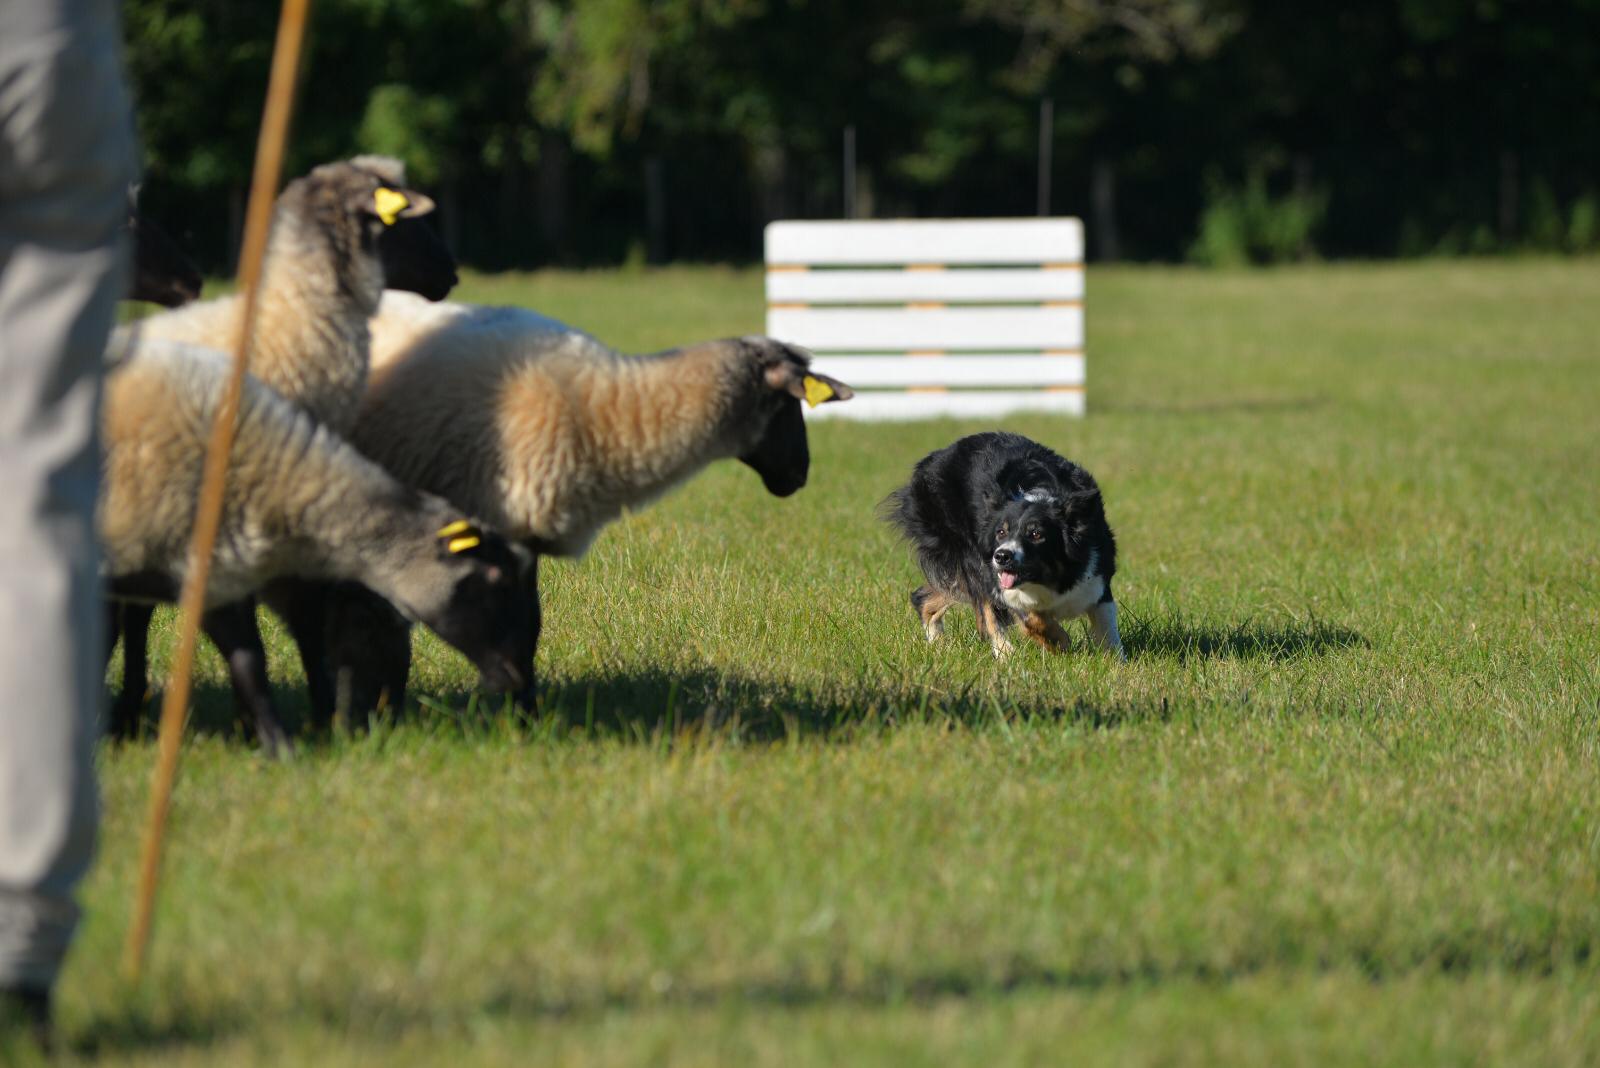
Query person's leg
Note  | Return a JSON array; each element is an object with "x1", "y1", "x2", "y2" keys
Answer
[{"x1": 0, "y1": 0, "x2": 137, "y2": 1023}]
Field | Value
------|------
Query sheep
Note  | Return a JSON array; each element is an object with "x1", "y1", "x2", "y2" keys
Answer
[
  {"x1": 319, "y1": 293, "x2": 854, "y2": 713},
  {"x1": 108, "y1": 155, "x2": 451, "y2": 428},
  {"x1": 108, "y1": 157, "x2": 458, "y2": 735},
  {"x1": 360, "y1": 293, "x2": 854, "y2": 551},
  {"x1": 100, "y1": 340, "x2": 537, "y2": 754}
]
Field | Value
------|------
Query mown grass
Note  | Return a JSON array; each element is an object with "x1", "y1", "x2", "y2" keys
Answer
[{"x1": 54, "y1": 259, "x2": 1600, "y2": 1065}]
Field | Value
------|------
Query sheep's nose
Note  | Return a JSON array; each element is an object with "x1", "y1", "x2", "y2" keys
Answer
[{"x1": 993, "y1": 547, "x2": 1015, "y2": 567}]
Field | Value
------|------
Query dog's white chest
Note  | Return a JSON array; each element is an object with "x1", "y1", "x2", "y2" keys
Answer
[{"x1": 1001, "y1": 551, "x2": 1105, "y2": 621}]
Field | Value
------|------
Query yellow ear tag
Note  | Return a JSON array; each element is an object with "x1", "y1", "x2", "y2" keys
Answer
[
  {"x1": 802, "y1": 375, "x2": 835, "y2": 408},
  {"x1": 437, "y1": 519, "x2": 473, "y2": 538},
  {"x1": 447, "y1": 535, "x2": 482, "y2": 554},
  {"x1": 373, "y1": 187, "x2": 409, "y2": 226}
]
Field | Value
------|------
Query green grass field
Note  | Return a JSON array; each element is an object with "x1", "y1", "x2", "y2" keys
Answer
[{"x1": 42, "y1": 260, "x2": 1600, "y2": 1065}]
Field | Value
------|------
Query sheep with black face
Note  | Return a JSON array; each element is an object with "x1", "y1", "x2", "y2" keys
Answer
[
  {"x1": 107, "y1": 157, "x2": 459, "y2": 739},
  {"x1": 99, "y1": 341, "x2": 535, "y2": 754},
  {"x1": 320, "y1": 294, "x2": 854, "y2": 714}
]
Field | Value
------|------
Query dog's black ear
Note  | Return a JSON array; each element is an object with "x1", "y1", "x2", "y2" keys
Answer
[
  {"x1": 1055, "y1": 488, "x2": 1103, "y2": 524},
  {"x1": 982, "y1": 482, "x2": 1012, "y2": 513}
]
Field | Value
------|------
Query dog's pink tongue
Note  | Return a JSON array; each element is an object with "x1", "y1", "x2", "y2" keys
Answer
[{"x1": 998, "y1": 571, "x2": 1019, "y2": 590}]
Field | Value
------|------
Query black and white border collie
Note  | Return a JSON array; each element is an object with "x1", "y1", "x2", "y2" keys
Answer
[{"x1": 882, "y1": 431, "x2": 1123, "y2": 659}]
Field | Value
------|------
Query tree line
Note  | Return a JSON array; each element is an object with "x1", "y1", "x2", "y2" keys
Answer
[{"x1": 124, "y1": 0, "x2": 1600, "y2": 270}]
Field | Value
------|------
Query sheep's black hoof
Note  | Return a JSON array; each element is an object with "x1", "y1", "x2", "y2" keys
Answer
[{"x1": 255, "y1": 721, "x2": 295, "y2": 761}]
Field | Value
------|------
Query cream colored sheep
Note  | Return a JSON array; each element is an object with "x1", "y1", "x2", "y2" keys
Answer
[
  {"x1": 356, "y1": 293, "x2": 853, "y2": 556},
  {"x1": 109, "y1": 156, "x2": 445, "y2": 431},
  {"x1": 100, "y1": 341, "x2": 535, "y2": 753},
  {"x1": 316, "y1": 296, "x2": 852, "y2": 716},
  {"x1": 108, "y1": 157, "x2": 458, "y2": 735}
]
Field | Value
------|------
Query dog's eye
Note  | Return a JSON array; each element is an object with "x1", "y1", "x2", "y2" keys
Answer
[
  {"x1": 996, "y1": 525, "x2": 1008, "y2": 540},
  {"x1": 1027, "y1": 528, "x2": 1044, "y2": 543}
]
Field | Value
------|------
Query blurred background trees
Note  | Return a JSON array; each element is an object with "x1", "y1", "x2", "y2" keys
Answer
[{"x1": 124, "y1": 0, "x2": 1600, "y2": 270}]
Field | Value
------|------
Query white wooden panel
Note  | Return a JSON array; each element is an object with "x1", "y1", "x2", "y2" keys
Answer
[
  {"x1": 813, "y1": 354, "x2": 1084, "y2": 388},
  {"x1": 767, "y1": 267, "x2": 1084, "y2": 304},
  {"x1": 769, "y1": 305, "x2": 1082, "y2": 350},
  {"x1": 807, "y1": 389, "x2": 1085, "y2": 421},
  {"x1": 766, "y1": 218, "x2": 1083, "y2": 266}
]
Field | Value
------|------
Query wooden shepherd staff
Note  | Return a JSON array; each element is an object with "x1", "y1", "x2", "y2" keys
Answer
[{"x1": 123, "y1": 0, "x2": 315, "y2": 982}]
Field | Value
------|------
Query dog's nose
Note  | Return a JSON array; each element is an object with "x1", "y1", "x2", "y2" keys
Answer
[{"x1": 993, "y1": 547, "x2": 1014, "y2": 567}]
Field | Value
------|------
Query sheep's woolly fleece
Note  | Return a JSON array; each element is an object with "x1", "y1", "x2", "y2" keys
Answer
[
  {"x1": 108, "y1": 156, "x2": 419, "y2": 433},
  {"x1": 98, "y1": 339, "x2": 473, "y2": 614},
  {"x1": 357, "y1": 292, "x2": 810, "y2": 557}
]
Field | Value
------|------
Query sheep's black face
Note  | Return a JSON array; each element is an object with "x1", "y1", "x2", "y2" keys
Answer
[
  {"x1": 378, "y1": 215, "x2": 458, "y2": 301},
  {"x1": 428, "y1": 535, "x2": 539, "y2": 701},
  {"x1": 739, "y1": 395, "x2": 809, "y2": 497}
]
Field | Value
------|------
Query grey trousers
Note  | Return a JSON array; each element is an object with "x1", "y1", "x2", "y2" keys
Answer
[{"x1": 0, "y1": 0, "x2": 137, "y2": 989}]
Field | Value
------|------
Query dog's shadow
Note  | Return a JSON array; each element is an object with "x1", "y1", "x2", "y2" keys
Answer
[{"x1": 1124, "y1": 615, "x2": 1366, "y2": 662}]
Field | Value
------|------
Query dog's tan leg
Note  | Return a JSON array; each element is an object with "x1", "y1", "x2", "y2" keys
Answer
[
  {"x1": 978, "y1": 601, "x2": 1014, "y2": 658},
  {"x1": 1087, "y1": 600, "x2": 1125, "y2": 660},
  {"x1": 1020, "y1": 612, "x2": 1072, "y2": 653},
  {"x1": 911, "y1": 586, "x2": 956, "y2": 642}
]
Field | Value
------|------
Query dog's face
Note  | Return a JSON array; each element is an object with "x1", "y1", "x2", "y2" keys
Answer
[
  {"x1": 986, "y1": 482, "x2": 1109, "y2": 615},
  {"x1": 989, "y1": 495, "x2": 1079, "y2": 594}
]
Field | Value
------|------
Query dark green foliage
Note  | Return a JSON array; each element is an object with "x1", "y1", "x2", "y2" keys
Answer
[{"x1": 122, "y1": 0, "x2": 1600, "y2": 268}]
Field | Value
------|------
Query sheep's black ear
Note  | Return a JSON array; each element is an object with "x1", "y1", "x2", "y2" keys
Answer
[{"x1": 360, "y1": 185, "x2": 436, "y2": 227}]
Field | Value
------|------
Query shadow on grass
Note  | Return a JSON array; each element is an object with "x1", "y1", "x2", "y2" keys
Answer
[
  {"x1": 71, "y1": 939, "x2": 1593, "y2": 1056},
  {"x1": 103, "y1": 676, "x2": 321, "y2": 751},
  {"x1": 109, "y1": 664, "x2": 1175, "y2": 751},
  {"x1": 527, "y1": 665, "x2": 1187, "y2": 738},
  {"x1": 69, "y1": 1002, "x2": 248, "y2": 1060},
  {"x1": 105, "y1": 616, "x2": 1365, "y2": 750},
  {"x1": 1127, "y1": 615, "x2": 1368, "y2": 662}
]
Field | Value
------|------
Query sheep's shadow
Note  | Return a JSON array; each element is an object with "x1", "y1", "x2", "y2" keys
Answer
[
  {"x1": 463, "y1": 664, "x2": 1178, "y2": 738},
  {"x1": 70, "y1": 956, "x2": 1254, "y2": 1057},
  {"x1": 104, "y1": 613, "x2": 1366, "y2": 748},
  {"x1": 107, "y1": 662, "x2": 1176, "y2": 748},
  {"x1": 101, "y1": 676, "x2": 317, "y2": 749},
  {"x1": 1125, "y1": 615, "x2": 1367, "y2": 662}
]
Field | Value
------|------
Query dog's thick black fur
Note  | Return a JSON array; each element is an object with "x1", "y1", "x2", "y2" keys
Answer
[{"x1": 881, "y1": 431, "x2": 1123, "y2": 657}]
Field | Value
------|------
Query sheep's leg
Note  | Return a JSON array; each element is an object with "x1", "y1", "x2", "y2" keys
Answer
[
  {"x1": 108, "y1": 601, "x2": 154, "y2": 740},
  {"x1": 201, "y1": 601, "x2": 293, "y2": 758},
  {"x1": 1019, "y1": 611, "x2": 1072, "y2": 653},
  {"x1": 263, "y1": 578, "x2": 337, "y2": 729},
  {"x1": 103, "y1": 601, "x2": 122, "y2": 668},
  {"x1": 910, "y1": 585, "x2": 955, "y2": 642},
  {"x1": 323, "y1": 583, "x2": 413, "y2": 728},
  {"x1": 510, "y1": 554, "x2": 541, "y2": 711}
]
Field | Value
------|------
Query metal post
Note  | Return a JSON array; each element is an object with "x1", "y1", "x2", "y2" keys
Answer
[
  {"x1": 1037, "y1": 98, "x2": 1054, "y2": 216},
  {"x1": 843, "y1": 125, "x2": 857, "y2": 219}
]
